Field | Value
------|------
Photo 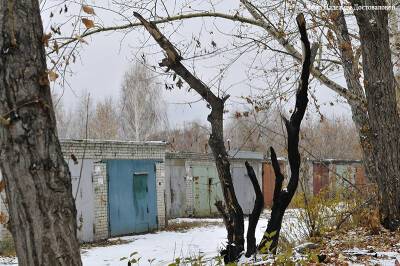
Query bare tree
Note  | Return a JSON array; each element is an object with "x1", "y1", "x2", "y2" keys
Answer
[
  {"x1": 133, "y1": 12, "x2": 245, "y2": 261},
  {"x1": 92, "y1": 97, "x2": 119, "y2": 139},
  {"x1": 52, "y1": 92, "x2": 74, "y2": 139},
  {"x1": 120, "y1": 63, "x2": 168, "y2": 141},
  {"x1": 68, "y1": 91, "x2": 95, "y2": 139},
  {"x1": 134, "y1": 10, "x2": 312, "y2": 260},
  {"x1": 301, "y1": 117, "x2": 362, "y2": 160},
  {"x1": 0, "y1": 0, "x2": 81, "y2": 265},
  {"x1": 153, "y1": 121, "x2": 210, "y2": 152},
  {"x1": 257, "y1": 13, "x2": 313, "y2": 254}
]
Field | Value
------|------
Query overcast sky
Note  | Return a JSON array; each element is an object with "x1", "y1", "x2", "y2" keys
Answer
[{"x1": 44, "y1": 1, "x2": 353, "y2": 128}]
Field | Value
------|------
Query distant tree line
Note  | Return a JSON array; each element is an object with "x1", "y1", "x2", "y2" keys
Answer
[
  {"x1": 54, "y1": 66, "x2": 361, "y2": 161},
  {"x1": 53, "y1": 63, "x2": 169, "y2": 140}
]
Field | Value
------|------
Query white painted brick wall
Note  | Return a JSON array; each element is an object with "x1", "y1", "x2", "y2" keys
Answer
[
  {"x1": 156, "y1": 163, "x2": 166, "y2": 228},
  {"x1": 62, "y1": 140, "x2": 168, "y2": 234},
  {"x1": 93, "y1": 162, "x2": 108, "y2": 240},
  {"x1": 184, "y1": 161, "x2": 194, "y2": 216},
  {"x1": 0, "y1": 139, "x2": 167, "y2": 243},
  {"x1": 61, "y1": 140, "x2": 165, "y2": 160}
]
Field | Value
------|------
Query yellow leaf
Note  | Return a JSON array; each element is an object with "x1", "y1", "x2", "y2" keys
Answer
[
  {"x1": 82, "y1": 5, "x2": 95, "y2": 15},
  {"x1": 48, "y1": 71, "x2": 59, "y2": 81},
  {"x1": 82, "y1": 18, "x2": 94, "y2": 29},
  {"x1": 269, "y1": 230, "x2": 277, "y2": 238}
]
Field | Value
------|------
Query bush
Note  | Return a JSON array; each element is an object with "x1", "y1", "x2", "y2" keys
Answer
[{"x1": 0, "y1": 238, "x2": 15, "y2": 257}]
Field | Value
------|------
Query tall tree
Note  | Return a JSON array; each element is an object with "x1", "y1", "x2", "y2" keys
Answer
[
  {"x1": 52, "y1": 92, "x2": 73, "y2": 139},
  {"x1": 0, "y1": 0, "x2": 81, "y2": 265},
  {"x1": 92, "y1": 97, "x2": 119, "y2": 139},
  {"x1": 350, "y1": 0, "x2": 400, "y2": 230},
  {"x1": 133, "y1": 12, "x2": 245, "y2": 261},
  {"x1": 71, "y1": 92, "x2": 94, "y2": 139},
  {"x1": 120, "y1": 63, "x2": 167, "y2": 141},
  {"x1": 135, "y1": 11, "x2": 312, "y2": 260},
  {"x1": 258, "y1": 14, "x2": 312, "y2": 253}
]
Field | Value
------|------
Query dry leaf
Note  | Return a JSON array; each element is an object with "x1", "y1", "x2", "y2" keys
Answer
[
  {"x1": 82, "y1": 5, "x2": 95, "y2": 15},
  {"x1": 48, "y1": 71, "x2": 59, "y2": 81},
  {"x1": 0, "y1": 212, "x2": 7, "y2": 225},
  {"x1": 0, "y1": 180, "x2": 5, "y2": 192},
  {"x1": 42, "y1": 32, "x2": 52, "y2": 47},
  {"x1": 82, "y1": 18, "x2": 94, "y2": 29},
  {"x1": 53, "y1": 40, "x2": 59, "y2": 54}
]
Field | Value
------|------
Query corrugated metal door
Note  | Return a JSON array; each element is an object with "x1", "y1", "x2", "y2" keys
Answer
[
  {"x1": 262, "y1": 161, "x2": 285, "y2": 208},
  {"x1": 313, "y1": 162, "x2": 329, "y2": 194},
  {"x1": 262, "y1": 162, "x2": 274, "y2": 208},
  {"x1": 355, "y1": 165, "x2": 366, "y2": 187},
  {"x1": 336, "y1": 164, "x2": 355, "y2": 189},
  {"x1": 69, "y1": 159, "x2": 95, "y2": 243},
  {"x1": 232, "y1": 166, "x2": 255, "y2": 215},
  {"x1": 107, "y1": 160, "x2": 158, "y2": 236},
  {"x1": 192, "y1": 165, "x2": 221, "y2": 216},
  {"x1": 167, "y1": 162, "x2": 187, "y2": 218}
]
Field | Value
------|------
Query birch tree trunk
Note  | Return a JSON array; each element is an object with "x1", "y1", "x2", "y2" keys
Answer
[{"x1": 0, "y1": 0, "x2": 82, "y2": 265}]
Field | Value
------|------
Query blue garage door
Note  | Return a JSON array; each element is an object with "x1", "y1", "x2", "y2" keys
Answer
[{"x1": 107, "y1": 160, "x2": 158, "y2": 236}]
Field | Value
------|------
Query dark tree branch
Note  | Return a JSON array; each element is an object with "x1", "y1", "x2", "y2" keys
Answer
[
  {"x1": 134, "y1": 12, "x2": 244, "y2": 262},
  {"x1": 244, "y1": 161, "x2": 264, "y2": 257},
  {"x1": 258, "y1": 13, "x2": 312, "y2": 255},
  {"x1": 133, "y1": 12, "x2": 221, "y2": 106},
  {"x1": 270, "y1": 147, "x2": 284, "y2": 203}
]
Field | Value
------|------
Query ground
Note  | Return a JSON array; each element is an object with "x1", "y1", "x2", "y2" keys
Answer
[
  {"x1": 0, "y1": 211, "x2": 399, "y2": 265},
  {"x1": 317, "y1": 227, "x2": 400, "y2": 265}
]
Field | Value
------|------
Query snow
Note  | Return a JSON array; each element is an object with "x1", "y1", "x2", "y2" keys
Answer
[
  {"x1": 82, "y1": 225, "x2": 227, "y2": 265},
  {"x1": 1, "y1": 211, "x2": 397, "y2": 265},
  {"x1": 0, "y1": 212, "x2": 303, "y2": 266},
  {"x1": 343, "y1": 248, "x2": 400, "y2": 266}
]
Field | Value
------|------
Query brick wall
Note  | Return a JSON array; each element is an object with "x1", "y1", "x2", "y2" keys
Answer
[
  {"x1": 92, "y1": 162, "x2": 108, "y2": 240},
  {"x1": 0, "y1": 139, "x2": 167, "y2": 243},
  {"x1": 155, "y1": 163, "x2": 166, "y2": 228},
  {"x1": 185, "y1": 161, "x2": 194, "y2": 215},
  {"x1": 61, "y1": 139, "x2": 165, "y2": 160}
]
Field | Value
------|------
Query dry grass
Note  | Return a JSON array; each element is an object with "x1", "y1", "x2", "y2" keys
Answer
[
  {"x1": 0, "y1": 238, "x2": 15, "y2": 257},
  {"x1": 163, "y1": 219, "x2": 223, "y2": 232},
  {"x1": 81, "y1": 237, "x2": 131, "y2": 249}
]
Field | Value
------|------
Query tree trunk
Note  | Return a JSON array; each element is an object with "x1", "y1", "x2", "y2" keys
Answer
[
  {"x1": 352, "y1": 0, "x2": 400, "y2": 230},
  {"x1": 207, "y1": 101, "x2": 245, "y2": 262},
  {"x1": 133, "y1": 12, "x2": 245, "y2": 262},
  {"x1": 258, "y1": 13, "x2": 312, "y2": 254},
  {"x1": 0, "y1": 1, "x2": 82, "y2": 265}
]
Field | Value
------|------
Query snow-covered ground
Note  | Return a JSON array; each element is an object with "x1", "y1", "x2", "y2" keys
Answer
[
  {"x1": 0, "y1": 211, "x2": 303, "y2": 266},
  {"x1": 1, "y1": 210, "x2": 398, "y2": 265}
]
